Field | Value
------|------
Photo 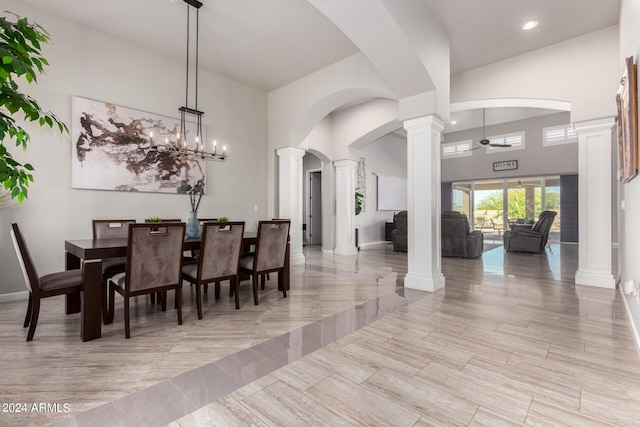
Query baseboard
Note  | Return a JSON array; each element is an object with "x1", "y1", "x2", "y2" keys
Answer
[
  {"x1": 359, "y1": 241, "x2": 387, "y2": 248},
  {"x1": 620, "y1": 287, "x2": 640, "y2": 353},
  {"x1": 0, "y1": 291, "x2": 29, "y2": 303}
]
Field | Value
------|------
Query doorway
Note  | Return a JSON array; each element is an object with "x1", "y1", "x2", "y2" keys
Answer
[{"x1": 307, "y1": 170, "x2": 322, "y2": 245}]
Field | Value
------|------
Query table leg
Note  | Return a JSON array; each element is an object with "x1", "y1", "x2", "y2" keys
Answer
[
  {"x1": 81, "y1": 259, "x2": 103, "y2": 341},
  {"x1": 65, "y1": 251, "x2": 81, "y2": 314}
]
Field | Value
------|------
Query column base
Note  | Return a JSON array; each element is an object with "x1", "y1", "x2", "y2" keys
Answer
[
  {"x1": 404, "y1": 272, "x2": 445, "y2": 292},
  {"x1": 290, "y1": 253, "x2": 306, "y2": 266},
  {"x1": 575, "y1": 269, "x2": 616, "y2": 289},
  {"x1": 334, "y1": 245, "x2": 358, "y2": 256}
]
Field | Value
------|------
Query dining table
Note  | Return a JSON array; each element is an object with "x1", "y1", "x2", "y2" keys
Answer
[{"x1": 64, "y1": 231, "x2": 290, "y2": 341}]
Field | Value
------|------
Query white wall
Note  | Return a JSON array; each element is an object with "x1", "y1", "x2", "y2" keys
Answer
[
  {"x1": 0, "y1": 1, "x2": 268, "y2": 296},
  {"x1": 451, "y1": 26, "x2": 619, "y2": 124},
  {"x1": 267, "y1": 53, "x2": 396, "y2": 218},
  {"x1": 353, "y1": 133, "x2": 406, "y2": 245},
  {"x1": 618, "y1": 0, "x2": 640, "y2": 342},
  {"x1": 442, "y1": 112, "x2": 577, "y2": 182}
]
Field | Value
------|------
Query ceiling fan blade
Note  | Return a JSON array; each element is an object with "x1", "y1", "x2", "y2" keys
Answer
[{"x1": 489, "y1": 143, "x2": 512, "y2": 148}]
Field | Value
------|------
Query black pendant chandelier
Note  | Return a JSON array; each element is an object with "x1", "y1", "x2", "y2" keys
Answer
[{"x1": 149, "y1": 0, "x2": 227, "y2": 161}]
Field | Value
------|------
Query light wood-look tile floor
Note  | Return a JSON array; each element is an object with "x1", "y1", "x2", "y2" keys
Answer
[{"x1": 1, "y1": 242, "x2": 638, "y2": 426}]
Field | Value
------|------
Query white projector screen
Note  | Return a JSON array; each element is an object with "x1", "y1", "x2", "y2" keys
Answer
[{"x1": 377, "y1": 175, "x2": 407, "y2": 211}]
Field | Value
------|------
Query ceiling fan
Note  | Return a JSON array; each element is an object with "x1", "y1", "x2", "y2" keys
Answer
[
  {"x1": 470, "y1": 108, "x2": 512, "y2": 150},
  {"x1": 510, "y1": 179, "x2": 536, "y2": 188}
]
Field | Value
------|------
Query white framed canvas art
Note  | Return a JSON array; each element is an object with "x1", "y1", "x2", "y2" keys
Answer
[{"x1": 71, "y1": 96, "x2": 205, "y2": 194}]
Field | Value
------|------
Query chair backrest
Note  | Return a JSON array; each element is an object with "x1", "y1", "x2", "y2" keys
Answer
[
  {"x1": 198, "y1": 221, "x2": 245, "y2": 281},
  {"x1": 532, "y1": 211, "x2": 557, "y2": 233},
  {"x1": 93, "y1": 219, "x2": 136, "y2": 239},
  {"x1": 198, "y1": 218, "x2": 218, "y2": 226},
  {"x1": 441, "y1": 211, "x2": 471, "y2": 237},
  {"x1": 394, "y1": 211, "x2": 408, "y2": 234},
  {"x1": 532, "y1": 211, "x2": 557, "y2": 247},
  {"x1": 125, "y1": 223, "x2": 185, "y2": 294},
  {"x1": 10, "y1": 223, "x2": 40, "y2": 296},
  {"x1": 145, "y1": 219, "x2": 181, "y2": 223},
  {"x1": 255, "y1": 220, "x2": 290, "y2": 272}
]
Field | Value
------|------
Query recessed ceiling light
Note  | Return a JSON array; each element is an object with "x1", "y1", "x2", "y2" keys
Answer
[
  {"x1": 522, "y1": 20, "x2": 538, "y2": 31},
  {"x1": 450, "y1": 120, "x2": 457, "y2": 125}
]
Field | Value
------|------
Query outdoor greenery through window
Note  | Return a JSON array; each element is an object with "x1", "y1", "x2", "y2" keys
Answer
[{"x1": 452, "y1": 176, "x2": 561, "y2": 241}]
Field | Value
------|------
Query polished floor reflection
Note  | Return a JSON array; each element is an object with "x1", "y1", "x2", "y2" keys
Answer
[{"x1": 1, "y1": 243, "x2": 637, "y2": 426}]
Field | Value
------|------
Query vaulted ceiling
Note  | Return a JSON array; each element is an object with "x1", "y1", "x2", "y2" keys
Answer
[{"x1": 19, "y1": 0, "x2": 620, "y2": 92}]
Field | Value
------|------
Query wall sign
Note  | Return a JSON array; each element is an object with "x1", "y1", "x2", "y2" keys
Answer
[{"x1": 493, "y1": 160, "x2": 518, "y2": 172}]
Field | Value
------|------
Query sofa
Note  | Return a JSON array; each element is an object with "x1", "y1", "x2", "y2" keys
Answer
[
  {"x1": 391, "y1": 211, "x2": 407, "y2": 252},
  {"x1": 441, "y1": 211, "x2": 483, "y2": 258}
]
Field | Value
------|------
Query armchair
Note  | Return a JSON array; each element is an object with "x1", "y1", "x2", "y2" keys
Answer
[
  {"x1": 503, "y1": 210, "x2": 557, "y2": 253},
  {"x1": 391, "y1": 211, "x2": 407, "y2": 252},
  {"x1": 441, "y1": 211, "x2": 483, "y2": 258}
]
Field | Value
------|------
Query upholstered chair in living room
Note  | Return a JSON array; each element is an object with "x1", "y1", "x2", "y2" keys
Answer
[
  {"x1": 391, "y1": 211, "x2": 408, "y2": 252},
  {"x1": 503, "y1": 210, "x2": 557, "y2": 253},
  {"x1": 441, "y1": 211, "x2": 483, "y2": 258}
]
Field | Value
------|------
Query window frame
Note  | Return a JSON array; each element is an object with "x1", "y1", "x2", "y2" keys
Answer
[
  {"x1": 486, "y1": 131, "x2": 526, "y2": 153},
  {"x1": 542, "y1": 124, "x2": 577, "y2": 146},
  {"x1": 442, "y1": 139, "x2": 473, "y2": 159}
]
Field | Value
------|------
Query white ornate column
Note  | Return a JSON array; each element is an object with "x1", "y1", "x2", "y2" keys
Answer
[
  {"x1": 574, "y1": 117, "x2": 616, "y2": 288},
  {"x1": 277, "y1": 147, "x2": 306, "y2": 265},
  {"x1": 404, "y1": 115, "x2": 445, "y2": 292},
  {"x1": 334, "y1": 159, "x2": 358, "y2": 256}
]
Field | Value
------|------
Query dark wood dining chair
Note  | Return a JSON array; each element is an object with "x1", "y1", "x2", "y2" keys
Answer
[
  {"x1": 186, "y1": 218, "x2": 218, "y2": 262},
  {"x1": 92, "y1": 219, "x2": 136, "y2": 322},
  {"x1": 107, "y1": 223, "x2": 185, "y2": 338},
  {"x1": 182, "y1": 221, "x2": 245, "y2": 317},
  {"x1": 238, "y1": 220, "x2": 290, "y2": 305},
  {"x1": 144, "y1": 219, "x2": 185, "y2": 303},
  {"x1": 10, "y1": 223, "x2": 83, "y2": 341}
]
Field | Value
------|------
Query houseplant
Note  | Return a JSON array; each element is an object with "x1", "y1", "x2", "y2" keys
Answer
[
  {"x1": 182, "y1": 179, "x2": 205, "y2": 238},
  {"x1": 355, "y1": 190, "x2": 363, "y2": 215},
  {"x1": 1, "y1": 12, "x2": 68, "y2": 202}
]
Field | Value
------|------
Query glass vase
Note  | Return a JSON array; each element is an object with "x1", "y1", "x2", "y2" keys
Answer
[{"x1": 186, "y1": 211, "x2": 202, "y2": 239}]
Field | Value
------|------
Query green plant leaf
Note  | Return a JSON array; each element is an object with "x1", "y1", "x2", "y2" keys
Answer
[{"x1": 0, "y1": 12, "x2": 67, "y2": 202}]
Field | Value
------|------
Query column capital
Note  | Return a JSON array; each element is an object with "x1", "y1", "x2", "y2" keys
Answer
[
  {"x1": 403, "y1": 114, "x2": 445, "y2": 132},
  {"x1": 333, "y1": 159, "x2": 358, "y2": 169},
  {"x1": 572, "y1": 117, "x2": 615, "y2": 134},
  {"x1": 276, "y1": 146, "x2": 306, "y2": 159}
]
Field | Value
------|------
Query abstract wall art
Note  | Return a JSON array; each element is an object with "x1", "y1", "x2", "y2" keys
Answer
[
  {"x1": 617, "y1": 56, "x2": 638, "y2": 184},
  {"x1": 71, "y1": 96, "x2": 205, "y2": 193}
]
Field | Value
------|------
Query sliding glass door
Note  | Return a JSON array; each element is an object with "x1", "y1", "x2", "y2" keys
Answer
[
  {"x1": 544, "y1": 177, "x2": 561, "y2": 240},
  {"x1": 450, "y1": 176, "x2": 561, "y2": 242},
  {"x1": 473, "y1": 180, "x2": 505, "y2": 236},
  {"x1": 506, "y1": 178, "x2": 542, "y2": 227},
  {"x1": 452, "y1": 183, "x2": 472, "y2": 224}
]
